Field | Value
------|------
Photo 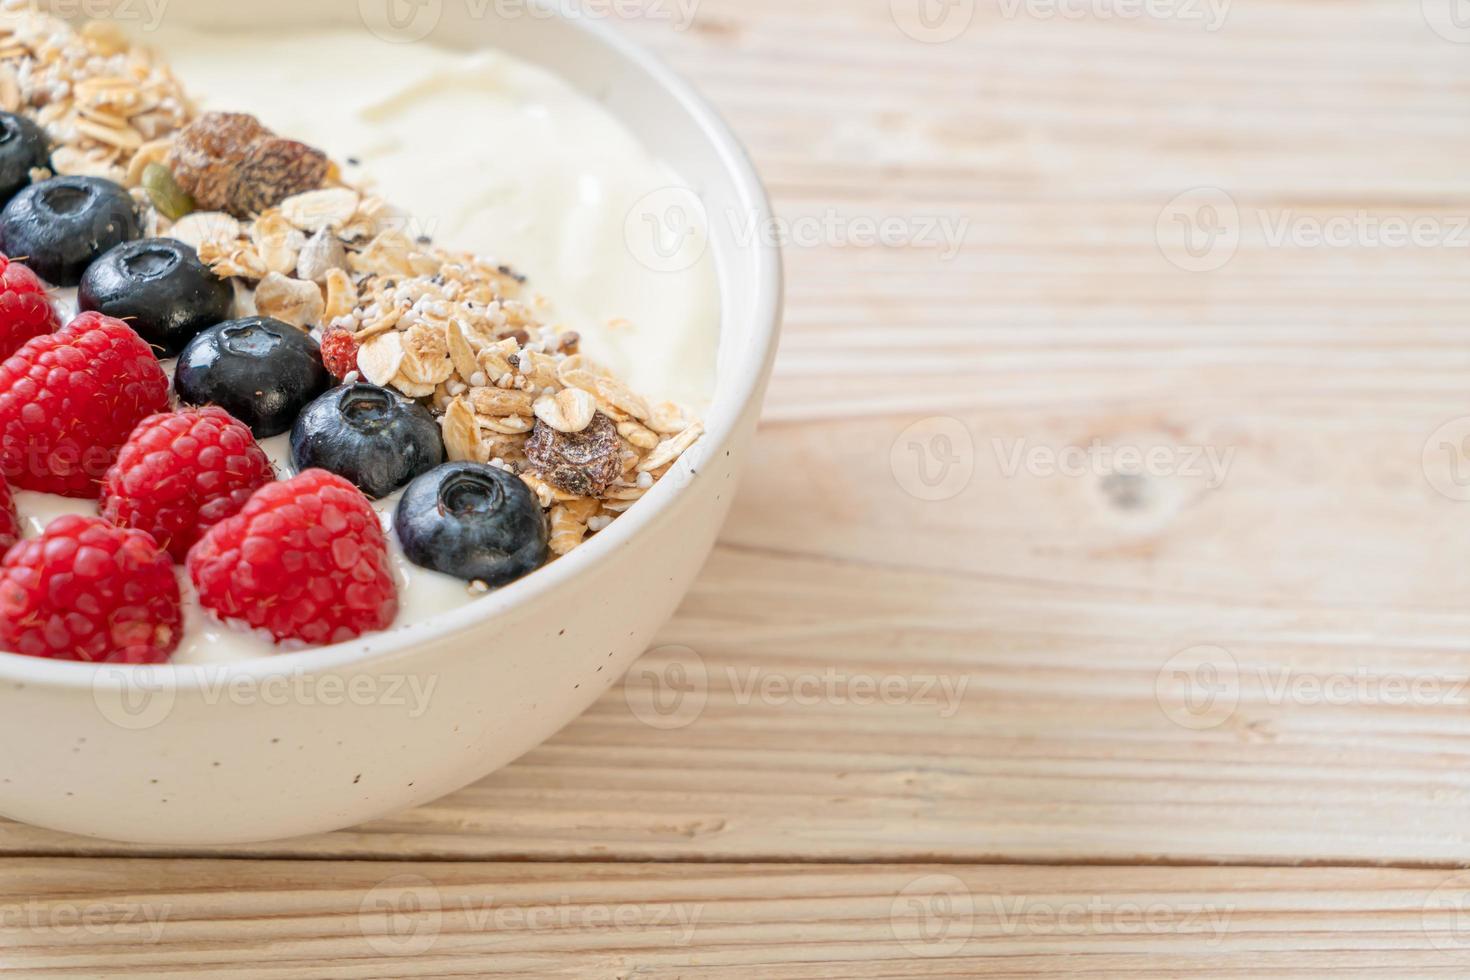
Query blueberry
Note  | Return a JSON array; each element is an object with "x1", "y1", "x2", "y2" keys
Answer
[
  {"x1": 0, "y1": 176, "x2": 140, "y2": 286},
  {"x1": 174, "y1": 317, "x2": 329, "y2": 438},
  {"x1": 291, "y1": 384, "x2": 444, "y2": 499},
  {"x1": 0, "y1": 112, "x2": 50, "y2": 206},
  {"x1": 78, "y1": 238, "x2": 234, "y2": 358},
  {"x1": 395, "y1": 463, "x2": 549, "y2": 586}
]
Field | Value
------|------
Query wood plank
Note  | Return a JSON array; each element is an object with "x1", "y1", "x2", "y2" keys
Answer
[{"x1": 4, "y1": 862, "x2": 1470, "y2": 977}]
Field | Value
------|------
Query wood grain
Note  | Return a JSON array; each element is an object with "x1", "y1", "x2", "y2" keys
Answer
[
  {"x1": 14, "y1": 541, "x2": 1470, "y2": 867},
  {"x1": 7, "y1": 861, "x2": 1470, "y2": 977},
  {"x1": 7, "y1": 0, "x2": 1470, "y2": 971}
]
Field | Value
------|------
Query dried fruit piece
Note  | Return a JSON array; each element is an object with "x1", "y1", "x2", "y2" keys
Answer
[
  {"x1": 319, "y1": 325, "x2": 360, "y2": 381},
  {"x1": 525, "y1": 413, "x2": 622, "y2": 497},
  {"x1": 168, "y1": 112, "x2": 270, "y2": 212},
  {"x1": 227, "y1": 137, "x2": 329, "y2": 218}
]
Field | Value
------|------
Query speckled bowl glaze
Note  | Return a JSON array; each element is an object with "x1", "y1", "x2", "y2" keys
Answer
[{"x1": 0, "y1": 0, "x2": 781, "y2": 844}]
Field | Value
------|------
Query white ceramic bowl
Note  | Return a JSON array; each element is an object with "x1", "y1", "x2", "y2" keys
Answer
[{"x1": 0, "y1": 0, "x2": 781, "y2": 844}]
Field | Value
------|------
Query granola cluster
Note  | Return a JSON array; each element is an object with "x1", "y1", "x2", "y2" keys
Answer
[
  {"x1": 0, "y1": 9, "x2": 705, "y2": 560},
  {"x1": 169, "y1": 188, "x2": 706, "y2": 556},
  {"x1": 0, "y1": 5, "x2": 192, "y2": 185}
]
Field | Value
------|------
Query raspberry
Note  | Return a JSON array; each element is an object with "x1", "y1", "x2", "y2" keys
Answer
[
  {"x1": 0, "y1": 515, "x2": 182, "y2": 664},
  {"x1": 0, "y1": 254, "x2": 59, "y2": 359},
  {"x1": 101, "y1": 408, "x2": 276, "y2": 562},
  {"x1": 188, "y1": 470, "x2": 398, "y2": 646},
  {"x1": 0, "y1": 312, "x2": 170, "y2": 498},
  {"x1": 319, "y1": 325, "x2": 360, "y2": 381}
]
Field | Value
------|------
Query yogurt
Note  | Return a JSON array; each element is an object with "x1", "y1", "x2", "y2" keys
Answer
[
  {"x1": 18, "y1": 28, "x2": 720, "y2": 664},
  {"x1": 148, "y1": 25, "x2": 720, "y2": 412}
]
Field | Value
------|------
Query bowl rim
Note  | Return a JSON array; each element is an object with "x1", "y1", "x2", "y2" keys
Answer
[{"x1": 0, "y1": 13, "x2": 783, "y2": 690}]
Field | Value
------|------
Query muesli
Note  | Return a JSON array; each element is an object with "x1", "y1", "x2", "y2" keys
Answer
[{"x1": 0, "y1": 8, "x2": 705, "y2": 662}]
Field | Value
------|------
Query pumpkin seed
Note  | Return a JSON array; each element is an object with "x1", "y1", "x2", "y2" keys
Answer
[{"x1": 142, "y1": 162, "x2": 194, "y2": 221}]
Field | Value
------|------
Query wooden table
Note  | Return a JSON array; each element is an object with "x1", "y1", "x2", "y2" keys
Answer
[{"x1": 7, "y1": 0, "x2": 1470, "y2": 974}]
